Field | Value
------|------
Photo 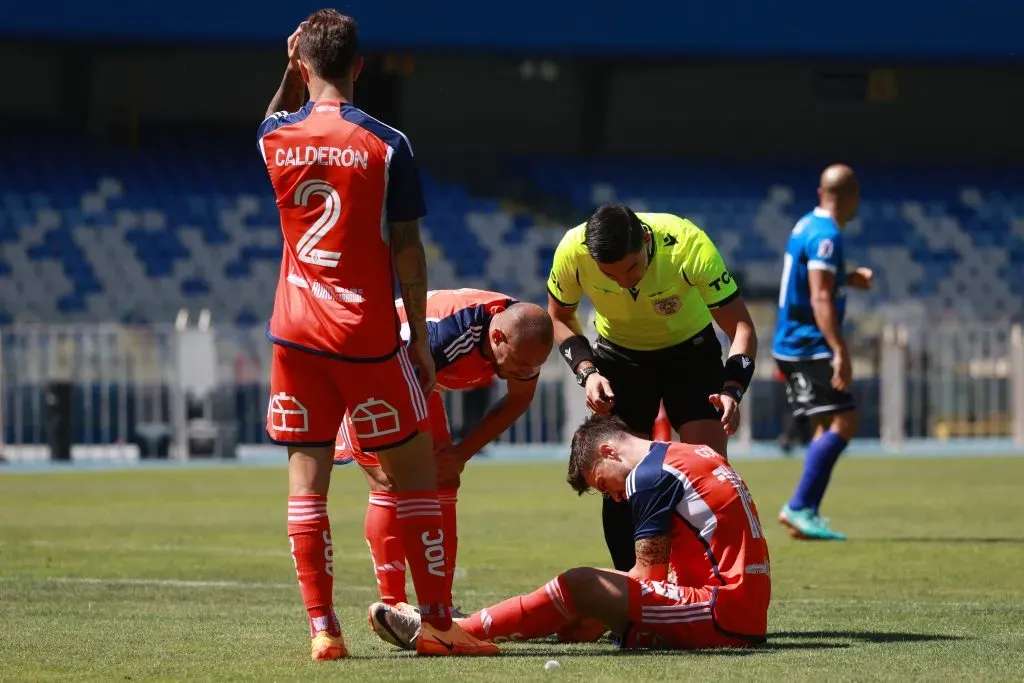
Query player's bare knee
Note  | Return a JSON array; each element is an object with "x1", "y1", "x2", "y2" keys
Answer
[
  {"x1": 437, "y1": 475, "x2": 461, "y2": 491},
  {"x1": 287, "y1": 446, "x2": 334, "y2": 496},
  {"x1": 376, "y1": 431, "x2": 437, "y2": 492},
  {"x1": 559, "y1": 567, "x2": 600, "y2": 605},
  {"x1": 831, "y1": 409, "x2": 860, "y2": 440},
  {"x1": 362, "y1": 466, "x2": 395, "y2": 493}
]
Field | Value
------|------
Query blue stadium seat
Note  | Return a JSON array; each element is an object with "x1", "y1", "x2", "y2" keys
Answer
[{"x1": 0, "y1": 128, "x2": 1021, "y2": 323}]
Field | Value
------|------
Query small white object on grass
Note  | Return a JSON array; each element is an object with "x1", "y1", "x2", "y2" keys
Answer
[{"x1": 544, "y1": 660, "x2": 561, "y2": 670}]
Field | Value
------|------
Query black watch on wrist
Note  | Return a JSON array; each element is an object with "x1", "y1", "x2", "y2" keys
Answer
[
  {"x1": 722, "y1": 386, "x2": 743, "y2": 403},
  {"x1": 576, "y1": 366, "x2": 599, "y2": 387}
]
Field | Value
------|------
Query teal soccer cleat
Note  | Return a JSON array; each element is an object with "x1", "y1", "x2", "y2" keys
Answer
[{"x1": 778, "y1": 504, "x2": 847, "y2": 541}]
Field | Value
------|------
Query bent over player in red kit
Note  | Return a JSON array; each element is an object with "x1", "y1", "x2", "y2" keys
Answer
[
  {"x1": 333, "y1": 289, "x2": 553, "y2": 625},
  {"x1": 371, "y1": 414, "x2": 771, "y2": 651},
  {"x1": 257, "y1": 10, "x2": 497, "y2": 658}
]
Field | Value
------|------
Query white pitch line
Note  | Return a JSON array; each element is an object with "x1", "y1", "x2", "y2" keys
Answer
[
  {"x1": 16, "y1": 539, "x2": 288, "y2": 558},
  {"x1": 51, "y1": 576, "x2": 297, "y2": 590},
  {"x1": 0, "y1": 576, "x2": 493, "y2": 596},
  {"x1": 0, "y1": 577, "x2": 1015, "y2": 611}
]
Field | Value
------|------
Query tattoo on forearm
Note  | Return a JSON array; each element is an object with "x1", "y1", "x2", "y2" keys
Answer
[
  {"x1": 266, "y1": 69, "x2": 305, "y2": 118},
  {"x1": 635, "y1": 536, "x2": 671, "y2": 567},
  {"x1": 391, "y1": 222, "x2": 428, "y2": 340}
]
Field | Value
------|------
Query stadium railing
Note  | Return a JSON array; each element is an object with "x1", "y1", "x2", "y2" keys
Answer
[{"x1": 0, "y1": 320, "x2": 1021, "y2": 463}]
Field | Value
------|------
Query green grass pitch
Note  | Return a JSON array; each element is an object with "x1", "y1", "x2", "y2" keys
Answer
[{"x1": 2, "y1": 456, "x2": 1024, "y2": 681}]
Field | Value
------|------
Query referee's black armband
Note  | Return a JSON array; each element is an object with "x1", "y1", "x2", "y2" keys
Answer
[
  {"x1": 559, "y1": 335, "x2": 595, "y2": 373},
  {"x1": 724, "y1": 354, "x2": 755, "y2": 392}
]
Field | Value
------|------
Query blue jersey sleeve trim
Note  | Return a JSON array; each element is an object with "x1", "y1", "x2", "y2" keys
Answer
[
  {"x1": 257, "y1": 102, "x2": 314, "y2": 140},
  {"x1": 428, "y1": 305, "x2": 490, "y2": 371},
  {"x1": 627, "y1": 443, "x2": 685, "y2": 541},
  {"x1": 341, "y1": 104, "x2": 426, "y2": 222}
]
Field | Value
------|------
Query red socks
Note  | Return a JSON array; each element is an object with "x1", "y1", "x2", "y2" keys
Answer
[
  {"x1": 291, "y1": 490, "x2": 458, "y2": 636},
  {"x1": 365, "y1": 489, "x2": 460, "y2": 619},
  {"x1": 460, "y1": 575, "x2": 576, "y2": 642},
  {"x1": 439, "y1": 489, "x2": 458, "y2": 611},
  {"x1": 652, "y1": 403, "x2": 673, "y2": 441},
  {"x1": 395, "y1": 491, "x2": 452, "y2": 630},
  {"x1": 287, "y1": 495, "x2": 341, "y2": 637},
  {"x1": 365, "y1": 492, "x2": 408, "y2": 605}
]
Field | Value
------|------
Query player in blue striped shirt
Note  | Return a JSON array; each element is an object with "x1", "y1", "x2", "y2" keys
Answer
[{"x1": 772, "y1": 165, "x2": 873, "y2": 540}]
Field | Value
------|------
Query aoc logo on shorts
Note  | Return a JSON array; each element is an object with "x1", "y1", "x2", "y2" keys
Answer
[
  {"x1": 653, "y1": 296, "x2": 682, "y2": 316},
  {"x1": 351, "y1": 398, "x2": 401, "y2": 439},
  {"x1": 268, "y1": 393, "x2": 309, "y2": 432}
]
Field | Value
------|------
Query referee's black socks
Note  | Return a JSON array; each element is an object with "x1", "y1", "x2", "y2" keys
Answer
[{"x1": 601, "y1": 495, "x2": 637, "y2": 571}]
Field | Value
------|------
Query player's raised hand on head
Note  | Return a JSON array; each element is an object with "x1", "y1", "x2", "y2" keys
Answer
[
  {"x1": 708, "y1": 393, "x2": 740, "y2": 436},
  {"x1": 585, "y1": 372, "x2": 615, "y2": 415},
  {"x1": 286, "y1": 22, "x2": 307, "y2": 70},
  {"x1": 831, "y1": 352, "x2": 852, "y2": 391},
  {"x1": 407, "y1": 338, "x2": 437, "y2": 396}
]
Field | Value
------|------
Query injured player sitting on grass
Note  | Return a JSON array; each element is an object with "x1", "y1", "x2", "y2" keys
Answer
[{"x1": 369, "y1": 414, "x2": 772, "y2": 651}]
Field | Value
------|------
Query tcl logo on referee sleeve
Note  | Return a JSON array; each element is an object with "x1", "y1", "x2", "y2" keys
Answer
[{"x1": 708, "y1": 271, "x2": 732, "y2": 291}]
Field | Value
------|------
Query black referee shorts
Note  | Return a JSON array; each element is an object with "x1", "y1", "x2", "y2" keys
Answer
[{"x1": 592, "y1": 324, "x2": 725, "y2": 436}]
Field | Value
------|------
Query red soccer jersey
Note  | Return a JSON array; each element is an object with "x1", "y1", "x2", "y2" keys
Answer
[
  {"x1": 626, "y1": 442, "x2": 771, "y2": 638},
  {"x1": 394, "y1": 289, "x2": 517, "y2": 392},
  {"x1": 257, "y1": 100, "x2": 426, "y2": 361}
]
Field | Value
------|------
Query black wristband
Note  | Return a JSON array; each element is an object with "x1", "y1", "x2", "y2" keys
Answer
[
  {"x1": 559, "y1": 335, "x2": 595, "y2": 373},
  {"x1": 721, "y1": 386, "x2": 743, "y2": 403},
  {"x1": 723, "y1": 354, "x2": 755, "y2": 392}
]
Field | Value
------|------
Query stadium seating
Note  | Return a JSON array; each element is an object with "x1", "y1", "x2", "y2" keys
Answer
[
  {"x1": 1, "y1": 130, "x2": 1022, "y2": 326},
  {"x1": 510, "y1": 159, "x2": 1024, "y2": 323}
]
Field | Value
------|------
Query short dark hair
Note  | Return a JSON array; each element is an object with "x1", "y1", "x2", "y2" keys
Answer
[
  {"x1": 566, "y1": 414, "x2": 631, "y2": 495},
  {"x1": 584, "y1": 204, "x2": 646, "y2": 264},
  {"x1": 298, "y1": 9, "x2": 359, "y2": 80}
]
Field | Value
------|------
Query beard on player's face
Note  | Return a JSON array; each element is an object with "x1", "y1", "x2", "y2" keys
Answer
[{"x1": 589, "y1": 457, "x2": 630, "y2": 500}]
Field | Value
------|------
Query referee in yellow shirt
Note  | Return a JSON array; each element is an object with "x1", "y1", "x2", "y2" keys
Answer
[{"x1": 548, "y1": 204, "x2": 758, "y2": 571}]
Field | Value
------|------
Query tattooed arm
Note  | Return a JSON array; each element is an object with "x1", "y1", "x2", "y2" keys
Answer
[
  {"x1": 629, "y1": 535, "x2": 671, "y2": 582},
  {"x1": 390, "y1": 219, "x2": 435, "y2": 393},
  {"x1": 390, "y1": 220, "x2": 428, "y2": 342},
  {"x1": 265, "y1": 23, "x2": 307, "y2": 118}
]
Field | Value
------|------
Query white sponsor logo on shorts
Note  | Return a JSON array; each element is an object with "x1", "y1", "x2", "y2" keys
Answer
[
  {"x1": 268, "y1": 393, "x2": 309, "y2": 432},
  {"x1": 350, "y1": 398, "x2": 400, "y2": 439}
]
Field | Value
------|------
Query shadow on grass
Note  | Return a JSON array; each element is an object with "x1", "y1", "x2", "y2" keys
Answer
[
  {"x1": 360, "y1": 643, "x2": 846, "y2": 660},
  {"x1": 870, "y1": 537, "x2": 1024, "y2": 545},
  {"x1": 352, "y1": 630, "x2": 961, "y2": 660},
  {"x1": 771, "y1": 630, "x2": 966, "y2": 644}
]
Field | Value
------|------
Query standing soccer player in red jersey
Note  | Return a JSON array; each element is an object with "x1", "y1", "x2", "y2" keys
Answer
[
  {"x1": 330, "y1": 289, "x2": 553, "y2": 635},
  {"x1": 371, "y1": 414, "x2": 771, "y2": 651},
  {"x1": 257, "y1": 11, "x2": 497, "y2": 659}
]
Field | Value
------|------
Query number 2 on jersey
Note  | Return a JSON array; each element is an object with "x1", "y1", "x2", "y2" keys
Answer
[{"x1": 294, "y1": 179, "x2": 342, "y2": 267}]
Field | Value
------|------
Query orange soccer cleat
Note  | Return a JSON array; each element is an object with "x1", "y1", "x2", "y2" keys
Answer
[
  {"x1": 310, "y1": 630, "x2": 349, "y2": 661},
  {"x1": 369, "y1": 602, "x2": 499, "y2": 656},
  {"x1": 416, "y1": 620, "x2": 500, "y2": 657}
]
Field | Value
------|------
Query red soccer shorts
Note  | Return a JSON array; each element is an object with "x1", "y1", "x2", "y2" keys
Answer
[
  {"x1": 336, "y1": 390, "x2": 451, "y2": 466},
  {"x1": 267, "y1": 343, "x2": 429, "y2": 451},
  {"x1": 623, "y1": 579, "x2": 765, "y2": 650}
]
